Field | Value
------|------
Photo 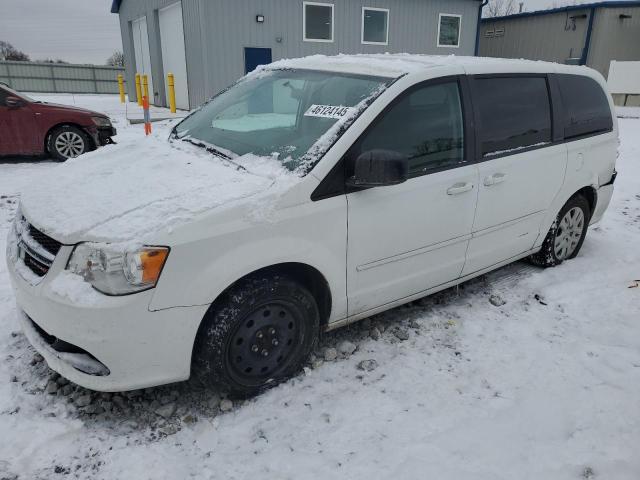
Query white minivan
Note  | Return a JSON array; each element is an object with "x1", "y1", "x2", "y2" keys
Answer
[{"x1": 7, "y1": 55, "x2": 617, "y2": 396}]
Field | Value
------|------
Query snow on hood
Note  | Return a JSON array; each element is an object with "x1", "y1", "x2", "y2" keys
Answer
[{"x1": 20, "y1": 133, "x2": 294, "y2": 244}]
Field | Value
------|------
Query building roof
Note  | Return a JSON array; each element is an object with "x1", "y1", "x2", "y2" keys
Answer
[
  {"x1": 481, "y1": 1, "x2": 640, "y2": 22},
  {"x1": 111, "y1": 0, "x2": 483, "y2": 14}
]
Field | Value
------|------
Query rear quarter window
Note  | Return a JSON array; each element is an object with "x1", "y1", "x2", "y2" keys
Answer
[{"x1": 557, "y1": 74, "x2": 613, "y2": 140}]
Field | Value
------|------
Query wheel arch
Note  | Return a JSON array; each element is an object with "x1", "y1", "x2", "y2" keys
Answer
[
  {"x1": 535, "y1": 183, "x2": 599, "y2": 250},
  {"x1": 574, "y1": 185, "x2": 597, "y2": 217},
  {"x1": 190, "y1": 262, "x2": 332, "y2": 365},
  {"x1": 198, "y1": 261, "x2": 332, "y2": 329}
]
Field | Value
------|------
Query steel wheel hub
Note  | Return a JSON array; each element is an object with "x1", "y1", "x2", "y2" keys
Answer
[
  {"x1": 55, "y1": 131, "x2": 85, "y2": 158},
  {"x1": 554, "y1": 206, "x2": 585, "y2": 260},
  {"x1": 228, "y1": 302, "x2": 299, "y2": 381}
]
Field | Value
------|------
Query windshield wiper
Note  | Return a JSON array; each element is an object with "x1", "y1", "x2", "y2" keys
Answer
[
  {"x1": 181, "y1": 137, "x2": 231, "y2": 160},
  {"x1": 180, "y1": 137, "x2": 248, "y2": 172}
]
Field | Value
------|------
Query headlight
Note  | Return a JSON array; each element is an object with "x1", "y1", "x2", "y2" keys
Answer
[
  {"x1": 67, "y1": 244, "x2": 169, "y2": 295},
  {"x1": 91, "y1": 116, "x2": 112, "y2": 127}
]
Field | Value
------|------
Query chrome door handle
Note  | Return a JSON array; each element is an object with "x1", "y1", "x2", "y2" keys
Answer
[
  {"x1": 484, "y1": 173, "x2": 507, "y2": 186},
  {"x1": 447, "y1": 182, "x2": 474, "y2": 195}
]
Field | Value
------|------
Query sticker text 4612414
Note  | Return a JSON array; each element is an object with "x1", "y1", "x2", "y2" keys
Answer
[{"x1": 304, "y1": 104, "x2": 355, "y2": 119}]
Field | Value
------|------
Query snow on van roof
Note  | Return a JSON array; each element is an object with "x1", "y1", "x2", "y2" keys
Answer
[{"x1": 263, "y1": 53, "x2": 592, "y2": 79}]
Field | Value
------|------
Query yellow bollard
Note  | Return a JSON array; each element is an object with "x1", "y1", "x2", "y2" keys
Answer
[
  {"x1": 167, "y1": 73, "x2": 176, "y2": 113},
  {"x1": 142, "y1": 74, "x2": 150, "y2": 104},
  {"x1": 117, "y1": 74, "x2": 125, "y2": 104},
  {"x1": 135, "y1": 73, "x2": 142, "y2": 106}
]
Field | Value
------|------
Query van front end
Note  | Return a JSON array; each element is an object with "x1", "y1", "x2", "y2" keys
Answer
[{"x1": 6, "y1": 214, "x2": 207, "y2": 392}]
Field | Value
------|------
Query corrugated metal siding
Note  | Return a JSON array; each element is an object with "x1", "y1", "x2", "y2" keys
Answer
[
  {"x1": 479, "y1": 10, "x2": 591, "y2": 64},
  {"x1": 117, "y1": 0, "x2": 480, "y2": 108},
  {"x1": 479, "y1": 6, "x2": 640, "y2": 78},
  {"x1": 588, "y1": 6, "x2": 640, "y2": 77},
  {"x1": 0, "y1": 61, "x2": 124, "y2": 94}
]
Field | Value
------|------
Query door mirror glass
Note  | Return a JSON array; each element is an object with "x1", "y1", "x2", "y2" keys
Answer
[
  {"x1": 347, "y1": 149, "x2": 409, "y2": 188},
  {"x1": 5, "y1": 96, "x2": 25, "y2": 108}
]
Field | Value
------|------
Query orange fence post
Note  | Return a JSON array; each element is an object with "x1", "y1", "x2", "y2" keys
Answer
[{"x1": 143, "y1": 95, "x2": 152, "y2": 135}]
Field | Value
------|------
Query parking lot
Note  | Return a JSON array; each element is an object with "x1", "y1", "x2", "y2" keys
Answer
[{"x1": 0, "y1": 95, "x2": 639, "y2": 479}]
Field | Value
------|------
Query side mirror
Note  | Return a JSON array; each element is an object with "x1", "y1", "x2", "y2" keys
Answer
[
  {"x1": 347, "y1": 149, "x2": 409, "y2": 188},
  {"x1": 5, "y1": 96, "x2": 25, "y2": 109}
]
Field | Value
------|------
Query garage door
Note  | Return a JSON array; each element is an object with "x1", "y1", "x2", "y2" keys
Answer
[
  {"x1": 132, "y1": 16, "x2": 155, "y2": 104},
  {"x1": 159, "y1": 2, "x2": 189, "y2": 110}
]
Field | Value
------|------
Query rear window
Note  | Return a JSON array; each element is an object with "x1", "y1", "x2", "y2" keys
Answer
[
  {"x1": 473, "y1": 76, "x2": 552, "y2": 158},
  {"x1": 557, "y1": 74, "x2": 613, "y2": 140}
]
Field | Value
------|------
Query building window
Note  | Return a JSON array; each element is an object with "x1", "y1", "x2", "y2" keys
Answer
[
  {"x1": 438, "y1": 14, "x2": 462, "y2": 48},
  {"x1": 303, "y1": 2, "x2": 334, "y2": 42},
  {"x1": 362, "y1": 7, "x2": 389, "y2": 45}
]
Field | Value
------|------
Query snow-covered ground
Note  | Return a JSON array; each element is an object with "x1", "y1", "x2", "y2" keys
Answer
[{"x1": 1, "y1": 94, "x2": 639, "y2": 479}]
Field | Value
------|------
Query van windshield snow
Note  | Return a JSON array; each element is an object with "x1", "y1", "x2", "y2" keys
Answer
[{"x1": 173, "y1": 69, "x2": 391, "y2": 171}]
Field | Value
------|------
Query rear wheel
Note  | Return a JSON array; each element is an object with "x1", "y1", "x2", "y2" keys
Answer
[
  {"x1": 193, "y1": 274, "x2": 319, "y2": 397},
  {"x1": 529, "y1": 194, "x2": 591, "y2": 267},
  {"x1": 47, "y1": 125, "x2": 90, "y2": 161}
]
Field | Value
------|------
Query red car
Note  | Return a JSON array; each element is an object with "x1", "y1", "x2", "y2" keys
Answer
[{"x1": 0, "y1": 83, "x2": 116, "y2": 161}]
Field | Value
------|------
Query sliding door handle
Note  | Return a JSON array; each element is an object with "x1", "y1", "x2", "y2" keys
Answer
[
  {"x1": 484, "y1": 173, "x2": 507, "y2": 186},
  {"x1": 447, "y1": 182, "x2": 474, "y2": 195}
]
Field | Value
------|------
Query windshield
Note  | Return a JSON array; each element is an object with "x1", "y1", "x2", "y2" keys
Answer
[{"x1": 173, "y1": 69, "x2": 392, "y2": 172}]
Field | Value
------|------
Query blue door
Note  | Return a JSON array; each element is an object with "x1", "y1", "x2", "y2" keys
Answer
[{"x1": 244, "y1": 48, "x2": 272, "y2": 74}]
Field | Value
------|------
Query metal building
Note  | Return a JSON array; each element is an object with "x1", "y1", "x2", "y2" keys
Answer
[
  {"x1": 111, "y1": 0, "x2": 483, "y2": 109},
  {"x1": 479, "y1": 1, "x2": 640, "y2": 79}
]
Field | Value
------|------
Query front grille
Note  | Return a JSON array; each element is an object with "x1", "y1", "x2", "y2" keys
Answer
[
  {"x1": 28, "y1": 224, "x2": 62, "y2": 256},
  {"x1": 24, "y1": 253, "x2": 50, "y2": 276},
  {"x1": 16, "y1": 218, "x2": 62, "y2": 278}
]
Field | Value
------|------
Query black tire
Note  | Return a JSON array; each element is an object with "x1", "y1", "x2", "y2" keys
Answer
[
  {"x1": 47, "y1": 125, "x2": 90, "y2": 161},
  {"x1": 529, "y1": 194, "x2": 591, "y2": 268},
  {"x1": 193, "y1": 274, "x2": 320, "y2": 397}
]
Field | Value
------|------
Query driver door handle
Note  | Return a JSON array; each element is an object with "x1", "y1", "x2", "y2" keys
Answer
[
  {"x1": 484, "y1": 173, "x2": 507, "y2": 186},
  {"x1": 447, "y1": 182, "x2": 474, "y2": 195}
]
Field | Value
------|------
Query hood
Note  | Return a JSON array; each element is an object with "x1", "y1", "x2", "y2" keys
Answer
[
  {"x1": 20, "y1": 135, "x2": 292, "y2": 245},
  {"x1": 34, "y1": 101, "x2": 106, "y2": 117}
]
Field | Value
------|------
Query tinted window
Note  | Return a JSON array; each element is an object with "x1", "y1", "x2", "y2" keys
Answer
[
  {"x1": 304, "y1": 3, "x2": 333, "y2": 41},
  {"x1": 557, "y1": 74, "x2": 613, "y2": 139},
  {"x1": 356, "y1": 81, "x2": 465, "y2": 175},
  {"x1": 0, "y1": 88, "x2": 7, "y2": 106},
  {"x1": 474, "y1": 77, "x2": 552, "y2": 157}
]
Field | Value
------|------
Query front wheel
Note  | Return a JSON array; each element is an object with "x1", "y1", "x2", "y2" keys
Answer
[
  {"x1": 47, "y1": 125, "x2": 90, "y2": 161},
  {"x1": 529, "y1": 194, "x2": 591, "y2": 267},
  {"x1": 193, "y1": 274, "x2": 319, "y2": 397}
]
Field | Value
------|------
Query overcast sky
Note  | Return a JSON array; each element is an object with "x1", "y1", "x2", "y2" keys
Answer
[{"x1": 0, "y1": 0, "x2": 635, "y2": 65}]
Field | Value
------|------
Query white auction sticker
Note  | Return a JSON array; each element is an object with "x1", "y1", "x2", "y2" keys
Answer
[{"x1": 304, "y1": 104, "x2": 354, "y2": 119}]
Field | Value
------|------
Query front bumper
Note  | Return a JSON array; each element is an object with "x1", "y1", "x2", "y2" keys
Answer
[
  {"x1": 7, "y1": 238, "x2": 208, "y2": 392},
  {"x1": 86, "y1": 125, "x2": 117, "y2": 147}
]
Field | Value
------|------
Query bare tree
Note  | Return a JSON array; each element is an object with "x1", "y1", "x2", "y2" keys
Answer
[
  {"x1": 37, "y1": 58, "x2": 69, "y2": 64},
  {"x1": 106, "y1": 50, "x2": 125, "y2": 67},
  {"x1": 0, "y1": 41, "x2": 30, "y2": 61},
  {"x1": 485, "y1": 0, "x2": 518, "y2": 17}
]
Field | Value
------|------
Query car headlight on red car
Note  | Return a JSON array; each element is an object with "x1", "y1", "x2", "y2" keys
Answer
[
  {"x1": 91, "y1": 116, "x2": 112, "y2": 127},
  {"x1": 67, "y1": 243, "x2": 169, "y2": 295}
]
